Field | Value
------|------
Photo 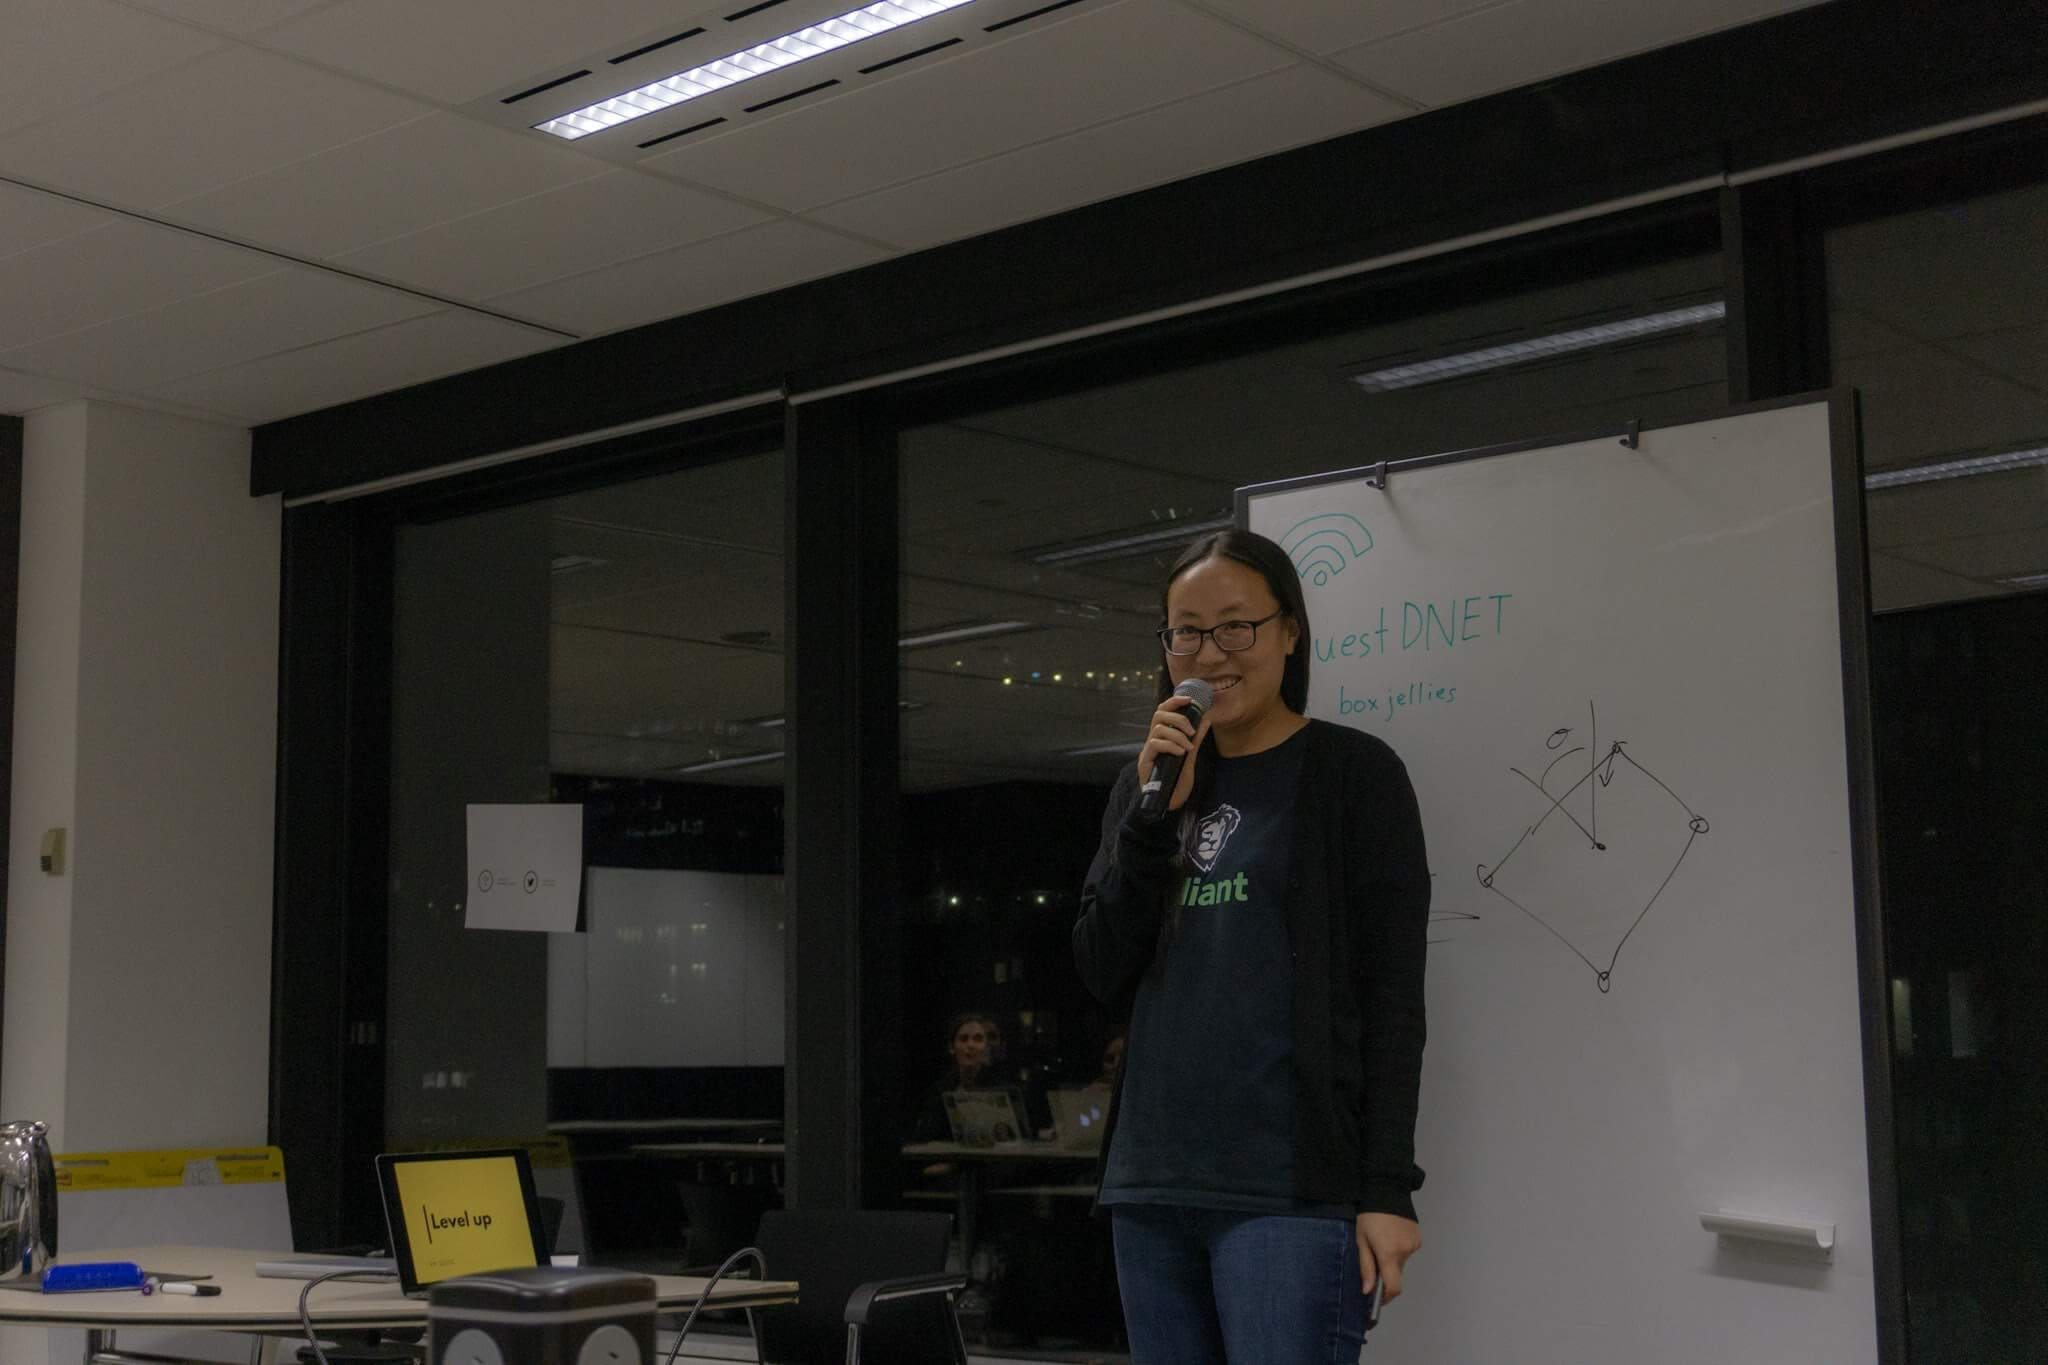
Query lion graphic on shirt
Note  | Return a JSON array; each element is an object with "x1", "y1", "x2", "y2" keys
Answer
[{"x1": 1188, "y1": 803, "x2": 1242, "y2": 873}]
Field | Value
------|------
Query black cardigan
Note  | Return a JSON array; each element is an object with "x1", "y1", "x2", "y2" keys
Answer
[{"x1": 1072, "y1": 718, "x2": 1431, "y2": 1220}]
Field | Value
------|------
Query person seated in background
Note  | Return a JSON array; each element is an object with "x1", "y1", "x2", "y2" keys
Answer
[
  {"x1": 1095, "y1": 1035, "x2": 1124, "y2": 1089},
  {"x1": 907, "y1": 1011, "x2": 1017, "y2": 1144}
]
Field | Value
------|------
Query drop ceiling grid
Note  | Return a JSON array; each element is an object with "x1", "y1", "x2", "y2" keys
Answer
[
  {"x1": 0, "y1": 44, "x2": 437, "y2": 214},
  {"x1": 640, "y1": 0, "x2": 1302, "y2": 214},
  {"x1": 158, "y1": 111, "x2": 612, "y2": 262},
  {"x1": 0, "y1": 217, "x2": 283, "y2": 352},
  {"x1": 143, "y1": 310, "x2": 562, "y2": 424},
  {"x1": 253, "y1": 0, "x2": 732, "y2": 107},
  {"x1": 483, "y1": 217, "x2": 889, "y2": 337},
  {"x1": 806, "y1": 62, "x2": 1408, "y2": 250},
  {"x1": 329, "y1": 169, "x2": 777, "y2": 302},
  {"x1": 0, "y1": 266, "x2": 441, "y2": 392},
  {"x1": 0, "y1": 0, "x2": 225, "y2": 138},
  {"x1": 108, "y1": 0, "x2": 342, "y2": 40},
  {"x1": 1328, "y1": 0, "x2": 1825, "y2": 108}
]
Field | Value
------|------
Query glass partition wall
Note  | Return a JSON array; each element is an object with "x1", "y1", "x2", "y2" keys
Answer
[
  {"x1": 385, "y1": 449, "x2": 787, "y2": 1275},
  {"x1": 1830, "y1": 174, "x2": 2048, "y2": 1361}
]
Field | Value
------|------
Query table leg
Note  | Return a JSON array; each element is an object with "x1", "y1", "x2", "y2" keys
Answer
[{"x1": 956, "y1": 1163, "x2": 982, "y2": 1277}]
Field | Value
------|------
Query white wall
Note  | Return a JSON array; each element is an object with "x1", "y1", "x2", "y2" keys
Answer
[{"x1": 3, "y1": 400, "x2": 279, "y2": 1152}]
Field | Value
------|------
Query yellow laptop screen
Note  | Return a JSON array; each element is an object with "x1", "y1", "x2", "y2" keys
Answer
[{"x1": 387, "y1": 1153, "x2": 538, "y2": 1287}]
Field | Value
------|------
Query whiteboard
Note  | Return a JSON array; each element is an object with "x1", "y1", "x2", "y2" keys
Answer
[{"x1": 1241, "y1": 396, "x2": 1890, "y2": 1364}]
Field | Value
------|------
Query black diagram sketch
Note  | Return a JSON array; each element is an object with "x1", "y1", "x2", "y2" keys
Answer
[{"x1": 1475, "y1": 703, "x2": 1709, "y2": 992}]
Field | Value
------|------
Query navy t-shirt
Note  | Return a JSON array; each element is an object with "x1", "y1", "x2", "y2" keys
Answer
[{"x1": 1100, "y1": 727, "x2": 1347, "y2": 1218}]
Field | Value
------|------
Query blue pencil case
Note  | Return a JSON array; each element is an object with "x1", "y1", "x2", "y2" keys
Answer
[{"x1": 42, "y1": 1261, "x2": 145, "y2": 1293}]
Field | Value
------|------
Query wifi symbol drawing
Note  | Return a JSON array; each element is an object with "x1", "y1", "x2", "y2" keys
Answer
[{"x1": 1281, "y1": 513, "x2": 1373, "y2": 586}]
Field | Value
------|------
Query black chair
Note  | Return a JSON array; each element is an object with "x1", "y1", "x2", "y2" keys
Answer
[{"x1": 749, "y1": 1209, "x2": 968, "y2": 1364}]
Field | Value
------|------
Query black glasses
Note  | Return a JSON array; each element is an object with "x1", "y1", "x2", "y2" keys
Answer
[{"x1": 1156, "y1": 610, "x2": 1284, "y2": 656}]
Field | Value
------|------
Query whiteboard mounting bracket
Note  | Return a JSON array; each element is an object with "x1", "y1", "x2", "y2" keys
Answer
[
  {"x1": 1620, "y1": 418, "x2": 1642, "y2": 450},
  {"x1": 1366, "y1": 459, "x2": 1390, "y2": 490}
]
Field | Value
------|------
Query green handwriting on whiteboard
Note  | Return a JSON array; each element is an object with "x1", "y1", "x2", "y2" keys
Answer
[
  {"x1": 1311, "y1": 593, "x2": 1512, "y2": 660},
  {"x1": 1337, "y1": 681, "x2": 1459, "y2": 723},
  {"x1": 1281, "y1": 512, "x2": 1374, "y2": 586}
]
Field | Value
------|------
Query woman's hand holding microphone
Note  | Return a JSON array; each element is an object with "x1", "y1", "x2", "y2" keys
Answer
[{"x1": 1138, "y1": 689, "x2": 1214, "y2": 815}]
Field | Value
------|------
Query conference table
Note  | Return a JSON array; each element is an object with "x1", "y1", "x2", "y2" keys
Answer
[{"x1": 0, "y1": 1245, "x2": 798, "y2": 1364}]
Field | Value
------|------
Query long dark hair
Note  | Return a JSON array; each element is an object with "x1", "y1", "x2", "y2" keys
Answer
[
  {"x1": 1154, "y1": 528, "x2": 1312, "y2": 713},
  {"x1": 1151, "y1": 529, "x2": 1313, "y2": 934}
]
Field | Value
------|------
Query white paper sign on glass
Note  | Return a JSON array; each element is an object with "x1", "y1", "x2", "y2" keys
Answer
[{"x1": 465, "y1": 803, "x2": 583, "y2": 932}]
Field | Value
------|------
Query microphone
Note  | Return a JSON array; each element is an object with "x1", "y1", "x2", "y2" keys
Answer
[{"x1": 1136, "y1": 678, "x2": 1214, "y2": 819}]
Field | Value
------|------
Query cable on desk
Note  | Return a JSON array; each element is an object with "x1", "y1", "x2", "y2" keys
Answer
[
  {"x1": 663, "y1": 1245, "x2": 766, "y2": 1365},
  {"x1": 295, "y1": 1267, "x2": 400, "y2": 1365}
]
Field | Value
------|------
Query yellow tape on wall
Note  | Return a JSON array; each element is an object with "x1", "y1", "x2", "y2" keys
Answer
[{"x1": 53, "y1": 1146, "x2": 286, "y2": 1190}]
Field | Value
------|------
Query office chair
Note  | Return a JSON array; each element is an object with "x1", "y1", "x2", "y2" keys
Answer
[{"x1": 749, "y1": 1209, "x2": 968, "y2": 1364}]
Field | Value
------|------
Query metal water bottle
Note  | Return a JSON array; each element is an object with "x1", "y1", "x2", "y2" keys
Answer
[{"x1": 0, "y1": 1119, "x2": 57, "y2": 1281}]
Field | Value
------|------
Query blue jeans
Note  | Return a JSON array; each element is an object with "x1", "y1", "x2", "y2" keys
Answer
[{"x1": 1110, "y1": 1204, "x2": 1369, "y2": 1364}]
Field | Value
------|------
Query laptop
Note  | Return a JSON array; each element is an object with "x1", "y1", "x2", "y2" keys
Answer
[
  {"x1": 260, "y1": 1148, "x2": 549, "y2": 1295},
  {"x1": 941, "y1": 1087, "x2": 1031, "y2": 1147},
  {"x1": 1047, "y1": 1084, "x2": 1112, "y2": 1152},
  {"x1": 373, "y1": 1148, "x2": 550, "y2": 1295}
]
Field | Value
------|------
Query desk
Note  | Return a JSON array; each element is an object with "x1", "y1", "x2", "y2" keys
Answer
[
  {"x1": 0, "y1": 1245, "x2": 797, "y2": 1363},
  {"x1": 900, "y1": 1143, "x2": 1096, "y2": 1276},
  {"x1": 630, "y1": 1142, "x2": 1097, "y2": 1283}
]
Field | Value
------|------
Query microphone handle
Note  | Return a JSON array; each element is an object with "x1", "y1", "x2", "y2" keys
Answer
[{"x1": 1136, "y1": 748, "x2": 1188, "y2": 820}]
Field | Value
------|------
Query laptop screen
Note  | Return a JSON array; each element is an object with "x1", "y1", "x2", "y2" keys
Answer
[{"x1": 374, "y1": 1149, "x2": 548, "y2": 1294}]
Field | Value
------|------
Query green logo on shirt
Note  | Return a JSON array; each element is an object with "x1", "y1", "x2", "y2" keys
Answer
[{"x1": 1180, "y1": 872, "x2": 1250, "y2": 907}]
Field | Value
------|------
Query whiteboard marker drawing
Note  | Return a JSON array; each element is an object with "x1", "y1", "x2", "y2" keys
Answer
[{"x1": 1475, "y1": 702, "x2": 1710, "y2": 992}]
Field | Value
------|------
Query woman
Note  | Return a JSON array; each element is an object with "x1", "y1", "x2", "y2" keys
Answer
[
  {"x1": 907, "y1": 1011, "x2": 1015, "y2": 1144},
  {"x1": 1073, "y1": 529, "x2": 1430, "y2": 1364}
]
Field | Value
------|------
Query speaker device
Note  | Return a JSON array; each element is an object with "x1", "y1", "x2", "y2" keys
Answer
[{"x1": 429, "y1": 1266, "x2": 655, "y2": 1365}]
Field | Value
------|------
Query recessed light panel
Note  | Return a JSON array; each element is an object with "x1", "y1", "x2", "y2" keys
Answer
[{"x1": 536, "y1": 0, "x2": 980, "y2": 140}]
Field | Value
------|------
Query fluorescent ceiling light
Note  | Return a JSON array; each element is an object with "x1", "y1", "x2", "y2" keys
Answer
[
  {"x1": 672, "y1": 750, "x2": 784, "y2": 774},
  {"x1": 1863, "y1": 444, "x2": 2048, "y2": 490},
  {"x1": 1029, "y1": 516, "x2": 1233, "y2": 567},
  {"x1": 1350, "y1": 302, "x2": 1726, "y2": 392},
  {"x1": 1998, "y1": 571, "x2": 2048, "y2": 589},
  {"x1": 535, "y1": 0, "x2": 979, "y2": 140},
  {"x1": 897, "y1": 620, "x2": 1037, "y2": 649}
]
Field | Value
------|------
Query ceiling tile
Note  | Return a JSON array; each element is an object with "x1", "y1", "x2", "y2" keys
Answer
[
  {"x1": 0, "y1": 219, "x2": 280, "y2": 350},
  {"x1": 165, "y1": 112, "x2": 607, "y2": 261},
  {"x1": 0, "y1": 182, "x2": 119, "y2": 259},
  {"x1": 0, "y1": 364, "x2": 87, "y2": 416},
  {"x1": 112, "y1": 0, "x2": 334, "y2": 37},
  {"x1": 0, "y1": 0, "x2": 222, "y2": 138},
  {"x1": 147, "y1": 309, "x2": 563, "y2": 423},
  {"x1": 644, "y1": 0, "x2": 1296, "y2": 212},
  {"x1": 0, "y1": 45, "x2": 432, "y2": 211},
  {"x1": 812, "y1": 64, "x2": 1404, "y2": 250},
  {"x1": 1330, "y1": 0, "x2": 1817, "y2": 108},
  {"x1": 1195, "y1": 0, "x2": 1506, "y2": 60},
  {"x1": 487, "y1": 218, "x2": 889, "y2": 337},
  {"x1": 259, "y1": 0, "x2": 713, "y2": 105},
  {"x1": 334, "y1": 170, "x2": 771, "y2": 301},
  {"x1": 0, "y1": 266, "x2": 437, "y2": 391}
]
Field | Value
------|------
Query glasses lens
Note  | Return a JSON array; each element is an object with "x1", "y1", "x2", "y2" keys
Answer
[
  {"x1": 1214, "y1": 622, "x2": 1254, "y2": 650},
  {"x1": 1161, "y1": 629, "x2": 1198, "y2": 655}
]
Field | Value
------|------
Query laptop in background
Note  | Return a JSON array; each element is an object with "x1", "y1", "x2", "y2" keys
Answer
[
  {"x1": 941, "y1": 1087, "x2": 1030, "y2": 1147},
  {"x1": 1047, "y1": 1085, "x2": 1112, "y2": 1152}
]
